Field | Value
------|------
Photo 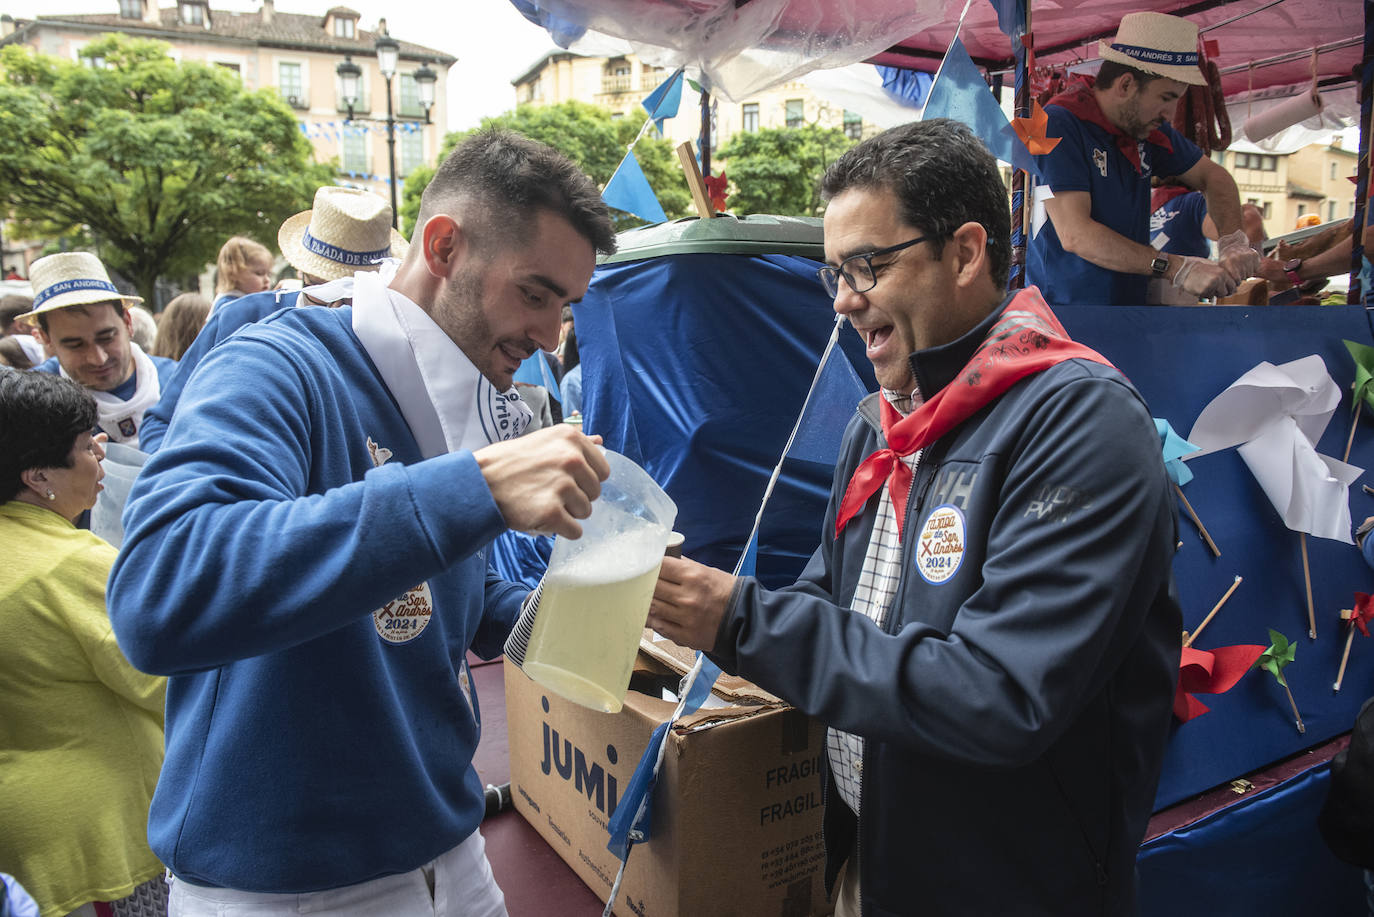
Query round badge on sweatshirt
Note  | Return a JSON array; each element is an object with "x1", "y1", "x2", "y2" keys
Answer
[
  {"x1": 373, "y1": 582, "x2": 433, "y2": 644},
  {"x1": 915, "y1": 505, "x2": 965, "y2": 585}
]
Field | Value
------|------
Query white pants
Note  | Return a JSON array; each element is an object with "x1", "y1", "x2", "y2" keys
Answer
[{"x1": 168, "y1": 829, "x2": 506, "y2": 917}]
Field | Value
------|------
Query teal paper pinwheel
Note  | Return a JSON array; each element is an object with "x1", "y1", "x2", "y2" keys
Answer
[{"x1": 1155, "y1": 417, "x2": 1217, "y2": 555}]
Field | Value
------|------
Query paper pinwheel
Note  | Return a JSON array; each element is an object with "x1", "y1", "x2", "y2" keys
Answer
[
  {"x1": 1188, "y1": 355, "x2": 1362, "y2": 544},
  {"x1": 1189, "y1": 355, "x2": 1364, "y2": 639},
  {"x1": 1010, "y1": 100, "x2": 1061, "y2": 155},
  {"x1": 704, "y1": 171, "x2": 729, "y2": 213},
  {"x1": 1156, "y1": 417, "x2": 1217, "y2": 555},
  {"x1": 1174, "y1": 643, "x2": 1265, "y2": 722},
  {"x1": 1334, "y1": 592, "x2": 1374, "y2": 692},
  {"x1": 1255, "y1": 628, "x2": 1305, "y2": 733},
  {"x1": 1342, "y1": 339, "x2": 1374, "y2": 461}
]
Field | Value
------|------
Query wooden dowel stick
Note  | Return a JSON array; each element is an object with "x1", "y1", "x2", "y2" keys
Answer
[
  {"x1": 1173, "y1": 483, "x2": 1220, "y2": 557},
  {"x1": 1283, "y1": 681, "x2": 1306, "y2": 734},
  {"x1": 1301, "y1": 532, "x2": 1316, "y2": 639},
  {"x1": 1334, "y1": 621, "x2": 1356, "y2": 692},
  {"x1": 1344, "y1": 402, "x2": 1362, "y2": 463},
  {"x1": 1183, "y1": 575, "x2": 1243, "y2": 648}
]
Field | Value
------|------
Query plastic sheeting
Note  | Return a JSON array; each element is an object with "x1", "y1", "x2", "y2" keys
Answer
[
  {"x1": 512, "y1": 0, "x2": 1363, "y2": 101},
  {"x1": 574, "y1": 250, "x2": 874, "y2": 588}
]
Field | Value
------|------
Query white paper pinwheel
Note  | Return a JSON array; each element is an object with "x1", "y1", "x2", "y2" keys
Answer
[{"x1": 1188, "y1": 355, "x2": 1362, "y2": 544}]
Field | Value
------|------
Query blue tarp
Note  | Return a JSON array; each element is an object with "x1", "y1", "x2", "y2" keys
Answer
[{"x1": 573, "y1": 251, "x2": 875, "y2": 588}]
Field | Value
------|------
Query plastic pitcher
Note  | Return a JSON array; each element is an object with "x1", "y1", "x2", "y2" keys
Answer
[{"x1": 517, "y1": 449, "x2": 678, "y2": 713}]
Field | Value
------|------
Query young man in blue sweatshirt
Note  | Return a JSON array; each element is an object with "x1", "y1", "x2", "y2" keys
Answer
[
  {"x1": 21, "y1": 252, "x2": 174, "y2": 449},
  {"x1": 649, "y1": 119, "x2": 1181, "y2": 916},
  {"x1": 108, "y1": 131, "x2": 618, "y2": 916}
]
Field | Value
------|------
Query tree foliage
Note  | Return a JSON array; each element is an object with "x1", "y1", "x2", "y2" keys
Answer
[
  {"x1": 399, "y1": 100, "x2": 691, "y2": 238},
  {"x1": 715, "y1": 123, "x2": 856, "y2": 218},
  {"x1": 0, "y1": 35, "x2": 333, "y2": 303}
]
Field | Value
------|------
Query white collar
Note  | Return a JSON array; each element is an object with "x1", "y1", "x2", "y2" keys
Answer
[{"x1": 350, "y1": 269, "x2": 531, "y2": 458}]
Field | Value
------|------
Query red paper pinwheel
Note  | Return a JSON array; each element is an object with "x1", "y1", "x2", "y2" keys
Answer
[
  {"x1": 704, "y1": 171, "x2": 729, "y2": 213},
  {"x1": 1011, "y1": 101, "x2": 1061, "y2": 155},
  {"x1": 1335, "y1": 593, "x2": 1374, "y2": 692},
  {"x1": 1174, "y1": 643, "x2": 1266, "y2": 722}
]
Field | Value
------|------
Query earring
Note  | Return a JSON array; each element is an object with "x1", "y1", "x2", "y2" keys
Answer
[{"x1": 45, "y1": 489, "x2": 56, "y2": 501}]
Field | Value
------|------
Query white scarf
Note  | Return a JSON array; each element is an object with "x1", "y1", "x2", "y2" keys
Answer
[
  {"x1": 62, "y1": 342, "x2": 161, "y2": 447},
  {"x1": 295, "y1": 259, "x2": 398, "y2": 308},
  {"x1": 350, "y1": 269, "x2": 531, "y2": 459}
]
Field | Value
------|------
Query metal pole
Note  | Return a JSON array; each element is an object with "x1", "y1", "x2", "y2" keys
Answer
[
  {"x1": 699, "y1": 89, "x2": 711, "y2": 178},
  {"x1": 1009, "y1": 0, "x2": 1030, "y2": 290},
  {"x1": 385, "y1": 72, "x2": 399, "y2": 229}
]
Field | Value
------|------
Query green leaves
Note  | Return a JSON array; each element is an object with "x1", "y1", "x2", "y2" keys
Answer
[
  {"x1": 0, "y1": 35, "x2": 332, "y2": 302},
  {"x1": 1256, "y1": 628, "x2": 1297, "y2": 688},
  {"x1": 715, "y1": 123, "x2": 857, "y2": 217}
]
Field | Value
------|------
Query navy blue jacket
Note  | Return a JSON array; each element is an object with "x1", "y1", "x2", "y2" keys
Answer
[{"x1": 711, "y1": 298, "x2": 1181, "y2": 916}]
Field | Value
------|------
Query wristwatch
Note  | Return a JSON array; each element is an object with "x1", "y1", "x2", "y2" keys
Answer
[
  {"x1": 1283, "y1": 258, "x2": 1303, "y2": 285},
  {"x1": 1150, "y1": 254, "x2": 1169, "y2": 277}
]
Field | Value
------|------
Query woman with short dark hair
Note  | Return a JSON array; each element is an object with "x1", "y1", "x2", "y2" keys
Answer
[{"x1": 0, "y1": 371, "x2": 168, "y2": 917}]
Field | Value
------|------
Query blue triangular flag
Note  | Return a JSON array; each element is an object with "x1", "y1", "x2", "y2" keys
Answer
[
  {"x1": 641, "y1": 68, "x2": 685, "y2": 132},
  {"x1": 602, "y1": 151, "x2": 667, "y2": 224},
  {"x1": 737, "y1": 533, "x2": 758, "y2": 577},
  {"x1": 1155, "y1": 418, "x2": 1200, "y2": 486},
  {"x1": 512, "y1": 351, "x2": 561, "y2": 402},
  {"x1": 786, "y1": 349, "x2": 871, "y2": 465},
  {"x1": 605, "y1": 720, "x2": 669, "y2": 861},
  {"x1": 923, "y1": 38, "x2": 1041, "y2": 180}
]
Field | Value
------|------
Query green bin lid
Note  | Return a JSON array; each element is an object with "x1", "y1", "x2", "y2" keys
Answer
[{"x1": 600, "y1": 213, "x2": 825, "y2": 265}]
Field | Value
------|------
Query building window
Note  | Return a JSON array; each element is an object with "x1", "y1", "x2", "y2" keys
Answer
[
  {"x1": 119, "y1": 0, "x2": 141, "y2": 18},
  {"x1": 1263, "y1": 201, "x2": 1272, "y2": 220},
  {"x1": 398, "y1": 73, "x2": 423, "y2": 118},
  {"x1": 843, "y1": 109, "x2": 862, "y2": 140},
  {"x1": 216, "y1": 61, "x2": 241, "y2": 78},
  {"x1": 603, "y1": 58, "x2": 632, "y2": 94},
  {"x1": 1328, "y1": 200, "x2": 1337, "y2": 222},
  {"x1": 335, "y1": 17, "x2": 355, "y2": 39},
  {"x1": 785, "y1": 98, "x2": 804, "y2": 129},
  {"x1": 342, "y1": 127, "x2": 368, "y2": 174},
  {"x1": 742, "y1": 102, "x2": 759, "y2": 132},
  {"x1": 1331, "y1": 162, "x2": 1338, "y2": 180},
  {"x1": 399, "y1": 128, "x2": 423, "y2": 177},
  {"x1": 1297, "y1": 203, "x2": 1307, "y2": 217},
  {"x1": 279, "y1": 62, "x2": 304, "y2": 108},
  {"x1": 179, "y1": 2, "x2": 204, "y2": 25}
]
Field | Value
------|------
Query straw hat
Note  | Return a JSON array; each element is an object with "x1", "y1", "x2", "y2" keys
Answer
[
  {"x1": 1098, "y1": 12, "x2": 1206, "y2": 86},
  {"x1": 18, "y1": 251, "x2": 142, "y2": 325},
  {"x1": 278, "y1": 186, "x2": 409, "y2": 282}
]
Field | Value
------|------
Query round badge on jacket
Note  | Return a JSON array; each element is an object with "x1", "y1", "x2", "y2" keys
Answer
[
  {"x1": 915, "y1": 505, "x2": 966, "y2": 585},
  {"x1": 374, "y1": 582, "x2": 433, "y2": 644}
]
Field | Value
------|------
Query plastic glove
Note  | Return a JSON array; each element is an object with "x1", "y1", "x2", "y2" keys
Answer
[
  {"x1": 1217, "y1": 229, "x2": 1261, "y2": 283},
  {"x1": 1173, "y1": 255, "x2": 1238, "y2": 299}
]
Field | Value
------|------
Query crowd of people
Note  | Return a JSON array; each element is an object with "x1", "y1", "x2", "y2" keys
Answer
[{"x1": 0, "y1": 9, "x2": 1366, "y2": 917}]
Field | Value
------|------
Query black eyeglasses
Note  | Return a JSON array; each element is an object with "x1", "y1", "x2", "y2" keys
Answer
[{"x1": 817, "y1": 235, "x2": 928, "y2": 298}]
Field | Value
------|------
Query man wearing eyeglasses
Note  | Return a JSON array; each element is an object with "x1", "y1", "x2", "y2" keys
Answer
[{"x1": 649, "y1": 119, "x2": 1180, "y2": 916}]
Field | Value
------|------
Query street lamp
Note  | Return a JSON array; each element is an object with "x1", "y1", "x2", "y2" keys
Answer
[{"x1": 336, "y1": 34, "x2": 439, "y2": 229}]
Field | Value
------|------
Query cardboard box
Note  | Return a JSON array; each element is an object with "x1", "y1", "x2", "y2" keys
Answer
[{"x1": 504, "y1": 646, "x2": 833, "y2": 917}]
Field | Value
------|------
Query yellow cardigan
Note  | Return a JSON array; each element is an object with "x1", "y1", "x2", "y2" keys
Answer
[{"x1": 0, "y1": 501, "x2": 166, "y2": 917}]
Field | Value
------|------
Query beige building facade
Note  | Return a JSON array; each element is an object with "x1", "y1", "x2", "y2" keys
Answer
[
  {"x1": 1217, "y1": 140, "x2": 1358, "y2": 238},
  {"x1": 1, "y1": 0, "x2": 452, "y2": 208},
  {"x1": 512, "y1": 50, "x2": 869, "y2": 156}
]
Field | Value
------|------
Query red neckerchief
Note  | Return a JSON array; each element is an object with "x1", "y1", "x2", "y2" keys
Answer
[
  {"x1": 1048, "y1": 76, "x2": 1172, "y2": 175},
  {"x1": 1150, "y1": 184, "x2": 1191, "y2": 213},
  {"x1": 834, "y1": 287, "x2": 1114, "y2": 541}
]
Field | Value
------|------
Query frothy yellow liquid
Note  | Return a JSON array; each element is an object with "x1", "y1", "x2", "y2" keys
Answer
[{"x1": 522, "y1": 558, "x2": 663, "y2": 713}]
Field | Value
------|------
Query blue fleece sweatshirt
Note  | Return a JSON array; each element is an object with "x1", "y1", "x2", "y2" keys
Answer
[
  {"x1": 138, "y1": 289, "x2": 301, "y2": 453},
  {"x1": 107, "y1": 305, "x2": 526, "y2": 893}
]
